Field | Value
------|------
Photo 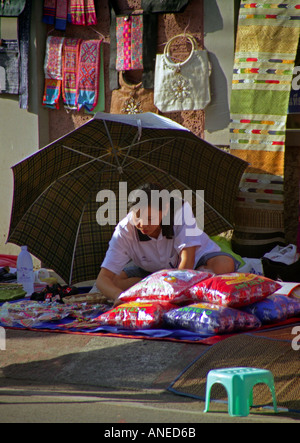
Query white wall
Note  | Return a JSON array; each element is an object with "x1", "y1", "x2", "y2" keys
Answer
[{"x1": 204, "y1": 0, "x2": 235, "y2": 145}]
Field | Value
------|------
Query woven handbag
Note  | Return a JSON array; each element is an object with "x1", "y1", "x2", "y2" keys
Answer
[
  {"x1": 110, "y1": 71, "x2": 158, "y2": 114},
  {"x1": 154, "y1": 34, "x2": 211, "y2": 112}
]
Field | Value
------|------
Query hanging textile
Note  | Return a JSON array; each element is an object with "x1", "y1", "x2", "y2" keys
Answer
[
  {"x1": 84, "y1": 0, "x2": 97, "y2": 25},
  {"x1": 43, "y1": 0, "x2": 57, "y2": 25},
  {"x1": 55, "y1": 0, "x2": 68, "y2": 30},
  {"x1": 77, "y1": 39, "x2": 102, "y2": 112},
  {"x1": 116, "y1": 14, "x2": 143, "y2": 71},
  {"x1": 86, "y1": 42, "x2": 105, "y2": 114},
  {"x1": 43, "y1": 36, "x2": 65, "y2": 109},
  {"x1": 0, "y1": 40, "x2": 19, "y2": 94},
  {"x1": 43, "y1": 0, "x2": 69, "y2": 31},
  {"x1": 18, "y1": 0, "x2": 32, "y2": 109},
  {"x1": 0, "y1": 0, "x2": 31, "y2": 108},
  {"x1": 62, "y1": 38, "x2": 82, "y2": 110},
  {"x1": 69, "y1": 0, "x2": 97, "y2": 26},
  {"x1": 229, "y1": 0, "x2": 300, "y2": 258},
  {"x1": 109, "y1": 0, "x2": 158, "y2": 90}
]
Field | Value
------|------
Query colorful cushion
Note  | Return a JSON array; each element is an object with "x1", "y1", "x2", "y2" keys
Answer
[
  {"x1": 118, "y1": 269, "x2": 212, "y2": 304},
  {"x1": 96, "y1": 301, "x2": 176, "y2": 330},
  {"x1": 187, "y1": 273, "x2": 281, "y2": 308},
  {"x1": 242, "y1": 294, "x2": 300, "y2": 324},
  {"x1": 163, "y1": 302, "x2": 261, "y2": 335}
]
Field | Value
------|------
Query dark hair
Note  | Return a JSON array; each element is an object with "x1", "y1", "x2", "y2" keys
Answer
[{"x1": 128, "y1": 183, "x2": 183, "y2": 239}]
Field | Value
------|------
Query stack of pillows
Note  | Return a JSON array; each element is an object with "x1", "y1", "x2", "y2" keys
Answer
[{"x1": 94, "y1": 270, "x2": 300, "y2": 335}]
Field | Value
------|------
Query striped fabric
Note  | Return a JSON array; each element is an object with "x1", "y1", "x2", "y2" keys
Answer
[
  {"x1": 116, "y1": 15, "x2": 144, "y2": 71},
  {"x1": 70, "y1": 0, "x2": 97, "y2": 26},
  {"x1": 229, "y1": 0, "x2": 300, "y2": 257},
  {"x1": 8, "y1": 114, "x2": 247, "y2": 285},
  {"x1": 42, "y1": 36, "x2": 65, "y2": 109},
  {"x1": 62, "y1": 38, "x2": 82, "y2": 110}
]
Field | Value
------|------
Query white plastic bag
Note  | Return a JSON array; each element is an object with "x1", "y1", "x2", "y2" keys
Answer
[
  {"x1": 264, "y1": 244, "x2": 298, "y2": 265},
  {"x1": 238, "y1": 258, "x2": 264, "y2": 276}
]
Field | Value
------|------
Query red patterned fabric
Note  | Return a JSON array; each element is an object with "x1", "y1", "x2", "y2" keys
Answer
[
  {"x1": 70, "y1": 0, "x2": 97, "y2": 25},
  {"x1": 62, "y1": 38, "x2": 82, "y2": 109},
  {"x1": 77, "y1": 39, "x2": 102, "y2": 112},
  {"x1": 85, "y1": 0, "x2": 97, "y2": 25},
  {"x1": 43, "y1": 36, "x2": 65, "y2": 109},
  {"x1": 116, "y1": 15, "x2": 143, "y2": 71}
]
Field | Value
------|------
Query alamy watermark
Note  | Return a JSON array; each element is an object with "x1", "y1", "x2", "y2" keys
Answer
[
  {"x1": 95, "y1": 182, "x2": 205, "y2": 236},
  {"x1": 292, "y1": 67, "x2": 300, "y2": 91},
  {"x1": 292, "y1": 326, "x2": 300, "y2": 351},
  {"x1": 0, "y1": 327, "x2": 5, "y2": 351}
]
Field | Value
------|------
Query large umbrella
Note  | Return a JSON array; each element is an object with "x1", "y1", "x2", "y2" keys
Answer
[{"x1": 7, "y1": 113, "x2": 247, "y2": 284}]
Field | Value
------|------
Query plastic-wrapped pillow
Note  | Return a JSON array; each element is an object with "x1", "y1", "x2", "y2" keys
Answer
[
  {"x1": 95, "y1": 301, "x2": 176, "y2": 330},
  {"x1": 187, "y1": 273, "x2": 281, "y2": 308},
  {"x1": 242, "y1": 294, "x2": 300, "y2": 324},
  {"x1": 118, "y1": 269, "x2": 212, "y2": 304},
  {"x1": 163, "y1": 302, "x2": 261, "y2": 335}
]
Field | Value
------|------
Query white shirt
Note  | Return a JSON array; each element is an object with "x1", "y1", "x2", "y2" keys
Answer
[{"x1": 101, "y1": 202, "x2": 220, "y2": 275}]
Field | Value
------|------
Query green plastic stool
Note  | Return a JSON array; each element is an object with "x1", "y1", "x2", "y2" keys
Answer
[{"x1": 204, "y1": 367, "x2": 278, "y2": 417}]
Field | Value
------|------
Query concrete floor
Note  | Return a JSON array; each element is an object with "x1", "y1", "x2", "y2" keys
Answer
[{"x1": 0, "y1": 329, "x2": 299, "y2": 424}]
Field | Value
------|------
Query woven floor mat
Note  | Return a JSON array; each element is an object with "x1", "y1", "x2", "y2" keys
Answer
[
  {"x1": 250, "y1": 325, "x2": 299, "y2": 342},
  {"x1": 169, "y1": 327, "x2": 300, "y2": 412}
]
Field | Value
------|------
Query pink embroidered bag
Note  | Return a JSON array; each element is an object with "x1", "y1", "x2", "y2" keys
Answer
[{"x1": 116, "y1": 14, "x2": 143, "y2": 71}]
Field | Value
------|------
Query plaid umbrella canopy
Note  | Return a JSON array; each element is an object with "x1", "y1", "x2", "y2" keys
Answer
[{"x1": 7, "y1": 113, "x2": 247, "y2": 284}]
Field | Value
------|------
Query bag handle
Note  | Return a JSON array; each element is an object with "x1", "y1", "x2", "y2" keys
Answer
[{"x1": 163, "y1": 33, "x2": 197, "y2": 69}]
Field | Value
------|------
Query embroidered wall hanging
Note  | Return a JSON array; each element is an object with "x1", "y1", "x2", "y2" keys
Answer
[
  {"x1": 69, "y1": 0, "x2": 97, "y2": 26},
  {"x1": 43, "y1": 37, "x2": 103, "y2": 112},
  {"x1": 43, "y1": 36, "x2": 65, "y2": 109},
  {"x1": 62, "y1": 38, "x2": 82, "y2": 110},
  {"x1": 43, "y1": 0, "x2": 68, "y2": 30},
  {"x1": 43, "y1": 0, "x2": 97, "y2": 30},
  {"x1": 229, "y1": 0, "x2": 300, "y2": 258},
  {"x1": 77, "y1": 39, "x2": 102, "y2": 112}
]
